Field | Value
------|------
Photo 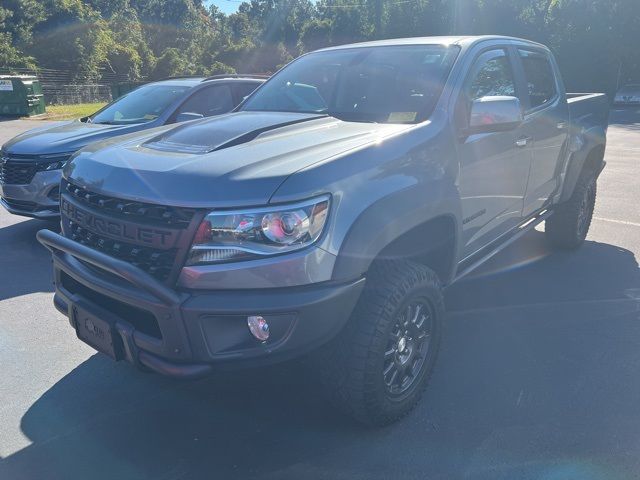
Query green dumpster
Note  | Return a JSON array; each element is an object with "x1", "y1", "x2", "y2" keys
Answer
[{"x1": 0, "y1": 75, "x2": 46, "y2": 116}]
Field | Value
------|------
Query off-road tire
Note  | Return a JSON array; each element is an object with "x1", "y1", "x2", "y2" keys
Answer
[
  {"x1": 317, "y1": 260, "x2": 444, "y2": 426},
  {"x1": 546, "y1": 170, "x2": 597, "y2": 250}
]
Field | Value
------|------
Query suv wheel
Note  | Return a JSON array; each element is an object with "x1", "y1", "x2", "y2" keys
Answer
[
  {"x1": 546, "y1": 170, "x2": 597, "y2": 249},
  {"x1": 318, "y1": 260, "x2": 444, "y2": 426}
]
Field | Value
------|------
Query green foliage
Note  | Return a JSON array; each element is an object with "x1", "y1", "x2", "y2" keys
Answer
[
  {"x1": 0, "y1": 3, "x2": 40, "y2": 69},
  {"x1": 299, "y1": 19, "x2": 332, "y2": 52},
  {"x1": 209, "y1": 61, "x2": 236, "y2": 75},
  {"x1": 0, "y1": 0, "x2": 638, "y2": 95},
  {"x1": 151, "y1": 48, "x2": 188, "y2": 79},
  {"x1": 0, "y1": 32, "x2": 38, "y2": 70}
]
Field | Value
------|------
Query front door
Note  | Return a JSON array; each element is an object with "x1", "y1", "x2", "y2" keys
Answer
[{"x1": 456, "y1": 48, "x2": 531, "y2": 258}]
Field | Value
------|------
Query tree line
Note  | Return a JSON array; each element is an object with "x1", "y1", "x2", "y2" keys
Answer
[{"x1": 1, "y1": 0, "x2": 638, "y2": 96}]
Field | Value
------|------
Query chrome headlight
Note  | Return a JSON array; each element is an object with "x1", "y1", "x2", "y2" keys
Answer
[{"x1": 187, "y1": 195, "x2": 331, "y2": 265}]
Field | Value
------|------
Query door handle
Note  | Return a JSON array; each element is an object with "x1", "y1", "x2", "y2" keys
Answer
[{"x1": 516, "y1": 137, "x2": 532, "y2": 148}]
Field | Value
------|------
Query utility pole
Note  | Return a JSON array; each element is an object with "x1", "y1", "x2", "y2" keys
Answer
[
  {"x1": 452, "y1": 0, "x2": 460, "y2": 34},
  {"x1": 374, "y1": 0, "x2": 383, "y2": 38},
  {"x1": 616, "y1": 58, "x2": 623, "y2": 91}
]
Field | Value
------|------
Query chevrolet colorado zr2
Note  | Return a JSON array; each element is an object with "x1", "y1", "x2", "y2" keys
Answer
[{"x1": 36, "y1": 36, "x2": 609, "y2": 426}]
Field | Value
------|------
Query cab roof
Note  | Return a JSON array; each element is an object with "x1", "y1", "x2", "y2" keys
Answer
[{"x1": 317, "y1": 35, "x2": 547, "y2": 52}]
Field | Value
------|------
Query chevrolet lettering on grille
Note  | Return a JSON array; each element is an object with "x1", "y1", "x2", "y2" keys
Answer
[{"x1": 61, "y1": 198, "x2": 178, "y2": 248}]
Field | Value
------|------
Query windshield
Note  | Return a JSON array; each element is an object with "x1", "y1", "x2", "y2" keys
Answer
[
  {"x1": 241, "y1": 45, "x2": 459, "y2": 124},
  {"x1": 90, "y1": 85, "x2": 190, "y2": 125}
]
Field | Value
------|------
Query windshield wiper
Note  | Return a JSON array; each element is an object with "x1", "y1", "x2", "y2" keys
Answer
[{"x1": 329, "y1": 112, "x2": 378, "y2": 123}]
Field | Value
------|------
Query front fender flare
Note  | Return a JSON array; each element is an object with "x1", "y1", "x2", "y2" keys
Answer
[{"x1": 331, "y1": 181, "x2": 461, "y2": 283}]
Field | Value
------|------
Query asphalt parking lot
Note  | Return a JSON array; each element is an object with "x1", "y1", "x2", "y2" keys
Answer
[{"x1": 0, "y1": 111, "x2": 639, "y2": 480}]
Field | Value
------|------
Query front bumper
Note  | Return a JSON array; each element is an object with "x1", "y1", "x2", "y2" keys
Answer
[
  {"x1": 38, "y1": 229, "x2": 364, "y2": 378},
  {"x1": 0, "y1": 169, "x2": 61, "y2": 218}
]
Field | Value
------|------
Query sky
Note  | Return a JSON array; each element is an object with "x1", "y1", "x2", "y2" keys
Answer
[{"x1": 205, "y1": 0, "x2": 240, "y2": 15}]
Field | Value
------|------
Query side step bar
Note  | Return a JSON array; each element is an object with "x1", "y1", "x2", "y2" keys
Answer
[{"x1": 452, "y1": 209, "x2": 553, "y2": 283}]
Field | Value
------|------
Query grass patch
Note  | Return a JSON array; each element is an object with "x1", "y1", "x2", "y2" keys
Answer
[{"x1": 43, "y1": 102, "x2": 107, "y2": 120}]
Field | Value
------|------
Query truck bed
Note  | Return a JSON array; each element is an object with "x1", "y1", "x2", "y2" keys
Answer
[{"x1": 567, "y1": 93, "x2": 610, "y2": 128}]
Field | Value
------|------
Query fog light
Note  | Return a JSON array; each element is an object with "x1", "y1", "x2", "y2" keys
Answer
[{"x1": 247, "y1": 315, "x2": 270, "y2": 341}]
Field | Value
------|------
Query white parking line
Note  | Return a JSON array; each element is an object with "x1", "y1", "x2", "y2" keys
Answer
[{"x1": 593, "y1": 216, "x2": 640, "y2": 227}]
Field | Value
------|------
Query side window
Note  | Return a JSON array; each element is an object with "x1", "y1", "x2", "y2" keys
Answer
[
  {"x1": 518, "y1": 49, "x2": 557, "y2": 110},
  {"x1": 233, "y1": 82, "x2": 261, "y2": 103},
  {"x1": 456, "y1": 49, "x2": 517, "y2": 128},
  {"x1": 467, "y1": 50, "x2": 516, "y2": 101},
  {"x1": 176, "y1": 85, "x2": 234, "y2": 118}
]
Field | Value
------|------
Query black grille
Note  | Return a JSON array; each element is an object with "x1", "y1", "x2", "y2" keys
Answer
[
  {"x1": 67, "y1": 222, "x2": 178, "y2": 281},
  {"x1": 0, "y1": 152, "x2": 69, "y2": 185},
  {"x1": 64, "y1": 180, "x2": 196, "y2": 228},
  {"x1": 0, "y1": 160, "x2": 40, "y2": 185}
]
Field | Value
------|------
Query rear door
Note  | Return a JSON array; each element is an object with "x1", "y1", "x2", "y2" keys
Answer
[
  {"x1": 514, "y1": 48, "x2": 569, "y2": 216},
  {"x1": 456, "y1": 47, "x2": 532, "y2": 258}
]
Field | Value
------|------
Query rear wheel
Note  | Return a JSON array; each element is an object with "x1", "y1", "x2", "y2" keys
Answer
[
  {"x1": 546, "y1": 171, "x2": 597, "y2": 250},
  {"x1": 317, "y1": 260, "x2": 444, "y2": 426}
]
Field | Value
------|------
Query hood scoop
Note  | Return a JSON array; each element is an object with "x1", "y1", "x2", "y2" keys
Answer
[
  {"x1": 144, "y1": 111, "x2": 327, "y2": 154},
  {"x1": 142, "y1": 139, "x2": 212, "y2": 154}
]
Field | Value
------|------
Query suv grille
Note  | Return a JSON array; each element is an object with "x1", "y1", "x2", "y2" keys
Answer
[
  {"x1": 0, "y1": 160, "x2": 41, "y2": 185},
  {"x1": 67, "y1": 222, "x2": 178, "y2": 281},
  {"x1": 0, "y1": 152, "x2": 70, "y2": 185},
  {"x1": 64, "y1": 180, "x2": 196, "y2": 228}
]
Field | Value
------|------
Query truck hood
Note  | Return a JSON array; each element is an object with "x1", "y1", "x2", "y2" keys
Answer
[
  {"x1": 66, "y1": 111, "x2": 410, "y2": 208},
  {"x1": 2, "y1": 119, "x2": 148, "y2": 156}
]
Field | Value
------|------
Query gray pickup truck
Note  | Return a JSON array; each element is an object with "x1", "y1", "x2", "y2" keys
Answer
[{"x1": 38, "y1": 36, "x2": 609, "y2": 426}]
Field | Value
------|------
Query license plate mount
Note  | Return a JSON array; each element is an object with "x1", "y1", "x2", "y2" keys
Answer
[{"x1": 72, "y1": 300, "x2": 123, "y2": 361}]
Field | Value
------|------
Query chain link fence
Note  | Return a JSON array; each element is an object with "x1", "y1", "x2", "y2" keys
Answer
[{"x1": 0, "y1": 68, "x2": 133, "y2": 105}]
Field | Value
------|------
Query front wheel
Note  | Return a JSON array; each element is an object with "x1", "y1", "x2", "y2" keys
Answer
[
  {"x1": 545, "y1": 172, "x2": 597, "y2": 250},
  {"x1": 317, "y1": 260, "x2": 444, "y2": 426}
]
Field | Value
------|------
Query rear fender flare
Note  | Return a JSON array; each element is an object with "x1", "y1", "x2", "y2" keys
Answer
[{"x1": 559, "y1": 124, "x2": 606, "y2": 203}]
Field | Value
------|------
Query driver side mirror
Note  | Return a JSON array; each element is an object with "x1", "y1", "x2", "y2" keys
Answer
[
  {"x1": 467, "y1": 96, "x2": 523, "y2": 134},
  {"x1": 176, "y1": 112, "x2": 204, "y2": 123}
]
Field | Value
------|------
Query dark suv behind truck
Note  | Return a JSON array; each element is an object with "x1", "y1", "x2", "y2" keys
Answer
[
  {"x1": 38, "y1": 36, "x2": 609, "y2": 425},
  {"x1": 1, "y1": 75, "x2": 265, "y2": 219}
]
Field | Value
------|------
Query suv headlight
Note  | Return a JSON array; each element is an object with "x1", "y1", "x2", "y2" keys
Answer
[
  {"x1": 38, "y1": 152, "x2": 74, "y2": 171},
  {"x1": 187, "y1": 195, "x2": 330, "y2": 265}
]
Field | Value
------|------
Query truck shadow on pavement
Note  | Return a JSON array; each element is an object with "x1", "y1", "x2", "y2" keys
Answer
[
  {"x1": 0, "y1": 219, "x2": 58, "y2": 302},
  {"x1": 2, "y1": 231, "x2": 640, "y2": 480}
]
